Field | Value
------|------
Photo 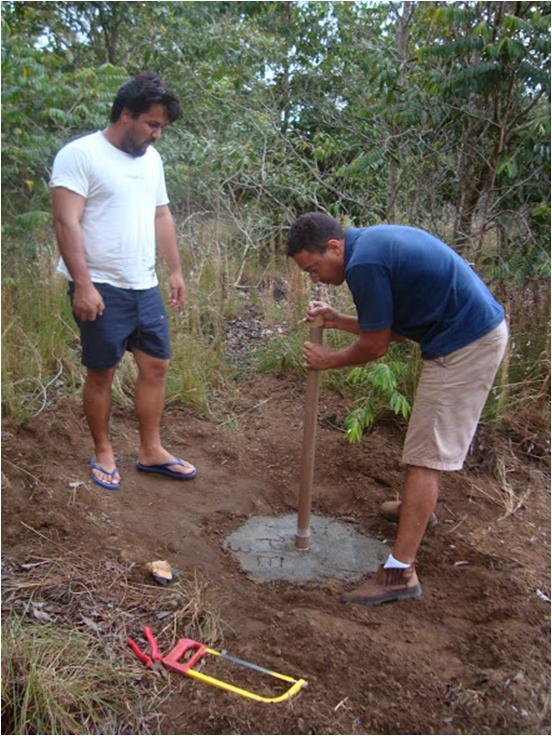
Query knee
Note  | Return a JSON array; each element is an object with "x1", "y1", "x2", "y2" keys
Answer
[
  {"x1": 86, "y1": 367, "x2": 116, "y2": 389},
  {"x1": 140, "y1": 359, "x2": 169, "y2": 383},
  {"x1": 405, "y1": 465, "x2": 440, "y2": 493},
  {"x1": 406, "y1": 464, "x2": 440, "y2": 478}
]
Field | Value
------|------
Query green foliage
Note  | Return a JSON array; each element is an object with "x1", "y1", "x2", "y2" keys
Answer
[
  {"x1": 417, "y1": 1, "x2": 550, "y2": 253},
  {"x1": 1, "y1": 24, "x2": 128, "y2": 242},
  {"x1": 344, "y1": 361, "x2": 412, "y2": 443},
  {"x1": 254, "y1": 331, "x2": 305, "y2": 374},
  {"x1": 0, "y1": 1, "x2": 549, "y2": 425},
  {"x1": 2, "y1": 0, "x2": 549, "y2": 261}
]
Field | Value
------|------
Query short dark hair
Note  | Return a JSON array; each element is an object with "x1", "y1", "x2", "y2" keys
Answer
[
  {"x1": 286, "y1": 212, "x2": 345, "y2": 256},
  {"x1": 110, "y1": 72, "x2": 182, "y2": 123}
]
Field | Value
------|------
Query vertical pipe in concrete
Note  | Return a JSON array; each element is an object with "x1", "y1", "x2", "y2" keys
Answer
[{"x1": 295, "y1": 315, "x2": 324, "y2": 551}]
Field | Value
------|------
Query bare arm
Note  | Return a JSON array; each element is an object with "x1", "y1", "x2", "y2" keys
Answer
[
  {"x1": 306, "y1": 300, "x2": 407, "y2": 343},
  {"x1": 155, "y1": 204, "x2": 185, "y2": 310},
  {"x1": 304, "y1": 328, "x2": 392, "y2": 371},
  {"x1": 51, "y1": 187, "x2": 105, "y2": 321}
]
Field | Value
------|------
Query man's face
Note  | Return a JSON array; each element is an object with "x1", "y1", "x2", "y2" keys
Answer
[
  {"x1": 293, "y1": 240, "x2": 345, "y2": 285},
  {"x1": 120, "y1": 104, "x2": 169, "y2": 157}
]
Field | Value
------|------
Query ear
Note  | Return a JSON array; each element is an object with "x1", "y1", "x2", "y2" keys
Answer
[
  {"x1": 119, "y1": 107, "x2": 133, "y2": 124},
  {"x1": 327, "y1": 238, "x2": 344, "y2": 255}
]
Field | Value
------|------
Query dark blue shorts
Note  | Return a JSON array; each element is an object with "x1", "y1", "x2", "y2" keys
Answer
[{"x1": 69, "y1": 282, "x2": 171, "y2": 371}]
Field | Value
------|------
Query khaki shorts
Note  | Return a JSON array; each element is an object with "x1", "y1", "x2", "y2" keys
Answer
[{"x1": 402, "y1": 320, "x2": 508, "y2": 471}]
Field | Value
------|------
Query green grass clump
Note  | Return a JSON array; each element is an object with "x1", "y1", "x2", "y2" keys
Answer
[
  {"x1": 166, "y1": 331, "x2": 231, "y2": 414},
  {"x1": 2, "y1": 247, "x2": 82, "y2": 422},
  {"x1": 1, "y1": 616, "x2": 144, "y2": 735},
  {"x1": 253, "y1": 330, "x2": 305, "y2": 374}
]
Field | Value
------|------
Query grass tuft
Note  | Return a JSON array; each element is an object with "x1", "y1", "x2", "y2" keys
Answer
[
  {"x1": 1, "y1": 615, "x2": 144, "y2": 735},
  {"x1": 2, "y1": 248, "x2": 82, "y2": 422}
]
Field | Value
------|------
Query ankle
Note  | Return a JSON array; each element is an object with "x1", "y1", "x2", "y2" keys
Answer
[
  {"x1": 138, "y1": 428, "x2": 163, "y2": 446},
  {"x1": 384, "y1": 553, "x2": 412, "y2": 569},
  {"x1": 139, "y1": 442, "x2": 163, "y2": 456},
  {"x1": 94, "y1": 441, "x2": 114, "y2": 456}
]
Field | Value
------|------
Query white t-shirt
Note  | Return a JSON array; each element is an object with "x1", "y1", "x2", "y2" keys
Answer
[{"x1": 50, "y1": 131, "x2": 169, "y2": 289}]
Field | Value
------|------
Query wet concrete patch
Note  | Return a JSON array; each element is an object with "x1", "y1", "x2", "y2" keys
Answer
[{"x1": 225, "y1": 514, "x2": 389, "y2": 583}]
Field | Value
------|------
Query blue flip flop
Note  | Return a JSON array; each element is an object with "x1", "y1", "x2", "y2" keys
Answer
[
  {"x1": 89, "y1": 458, "x2": 120, "y2": 491},
  {"x1": 135, "y1": 457, "x2": 197, "y2": 480}
]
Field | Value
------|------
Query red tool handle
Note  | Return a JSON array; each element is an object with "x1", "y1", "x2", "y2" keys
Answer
[
  {"x1": 144, "y1": 626, "x2": 161, "y2": 661},
  {"x1": 127, "y1": 637, "x2": 152, "y2": 668},
  {"x1": 163, "y1": 638, "x2": 207, "y2": 675}
]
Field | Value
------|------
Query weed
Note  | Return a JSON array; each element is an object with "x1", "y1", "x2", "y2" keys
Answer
[
  {"x1": 253, "y1": 330, "x2": 305, "y2": 373},
  {"x1": 176, "y1": 572, "x2": 226, "y2": 645},
  {"x1": 166, "y1": 332, "x2": 231, "y2": 415},
  {"x1": 468, "y1": 445, "x2": 535, "y2": 520},
  {"x1": 344, "y1": 361, "x2": 412, "y2": 442},
  {"x1": 219, "y1": 411, "x2": 240, "y2": 432},
  {"x1": 1, "y1": 248, "x2": 82, "y2": 422},
  {"x1": 1, "y1": 615, "x2": 149, "y2": 735}
]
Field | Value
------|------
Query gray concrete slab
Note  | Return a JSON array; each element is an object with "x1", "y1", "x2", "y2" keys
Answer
[{"x1": 224, "y1": 514, "x2": 389, "y2": 583}]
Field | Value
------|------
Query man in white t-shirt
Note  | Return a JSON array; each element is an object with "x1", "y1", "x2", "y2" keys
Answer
[{"x1": 50, "y1": 72, "x2": 197, "y2": 491}]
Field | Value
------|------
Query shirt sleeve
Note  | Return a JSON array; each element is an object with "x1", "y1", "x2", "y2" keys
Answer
[
  {"x1": 49, "y1": 144, "x2": 90, "y2": 198},
  {"x1": 346, "y1": 263, "x2": 394, "y2": 331},
  {"x1": 155, "y1": 156, "x2": 170, "y2": 206}
]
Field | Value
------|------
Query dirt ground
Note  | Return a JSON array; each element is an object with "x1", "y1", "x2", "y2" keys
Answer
[{"x1": 2, "y1": 369, "x2": 550, "y2": 735}]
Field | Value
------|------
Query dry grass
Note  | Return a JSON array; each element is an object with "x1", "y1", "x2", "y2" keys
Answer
[
  {"x1": 467, "y1": 442, "x2": 543, "y2": 521},
  {"x1": 1, "y1": 615, "x2": 152, "y2": 735},
  {"x1": 2, "y1": 536, "x2": 225, "y2": 650},
  {"x1": 2, "y1": 534, "x2": 227, "y2": 735}
]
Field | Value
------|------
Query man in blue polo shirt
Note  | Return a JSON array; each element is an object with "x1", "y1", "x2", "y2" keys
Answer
[{"x1": 287, "y1": 212, "x2": 507, "y2": 606}]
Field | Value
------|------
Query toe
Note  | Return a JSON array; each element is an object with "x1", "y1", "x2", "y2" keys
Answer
[
  {"x1": 91, "y1": 465, "x2": 120, "y2": 485},
  {"x1": 174, "y1": 460, "x2": 195, "y2": 476}
]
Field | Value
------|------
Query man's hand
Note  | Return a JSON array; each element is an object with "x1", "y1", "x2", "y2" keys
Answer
[
  {"x1": 168, "y1": 271, "x2": 185, "y2": 310},
  {"x1": 72, "y1": 283, "x2": 105, "y2": 321},
  {"x1": 303, "y1": 341, "x2": 336, "y2": 370},
  {"x1": 155, "y1": 205, "x2": 185, "y2": 310},
  {"x1": 306, "y1": 300, "x2": 341, "y2": 329}
]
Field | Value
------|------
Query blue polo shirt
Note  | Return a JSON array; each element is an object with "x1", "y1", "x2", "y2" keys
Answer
[{"x1": 344, "y1": 225, "x2": 504, "y2": 359}]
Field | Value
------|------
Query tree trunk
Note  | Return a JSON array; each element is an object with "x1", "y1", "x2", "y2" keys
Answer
[
  {"x1": 279, "y1": 2, "x2": 292, "y2": 135},
  {"x1": 386, "y1": 2, "x2": 412, "y2": 222}
]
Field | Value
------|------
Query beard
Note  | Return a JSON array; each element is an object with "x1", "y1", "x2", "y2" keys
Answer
[{"x1": 121, "y1": 132, "x2": 150, "y2": 158}]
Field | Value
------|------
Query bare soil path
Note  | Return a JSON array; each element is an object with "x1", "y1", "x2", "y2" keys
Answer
[{"x1": 2, "y1": 372, "x2": 550, "y2": 734}]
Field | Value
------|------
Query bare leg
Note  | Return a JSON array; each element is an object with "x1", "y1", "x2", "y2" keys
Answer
[
  {"x1": 132, "y1": 348, "x2": 193, "y2": 475},
  {"x1": 84, "y1": 367, "x2": 120, "y2": 484},
  {"x1": 391, "y1": 465, "x2": 440, "y2": 564}
]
